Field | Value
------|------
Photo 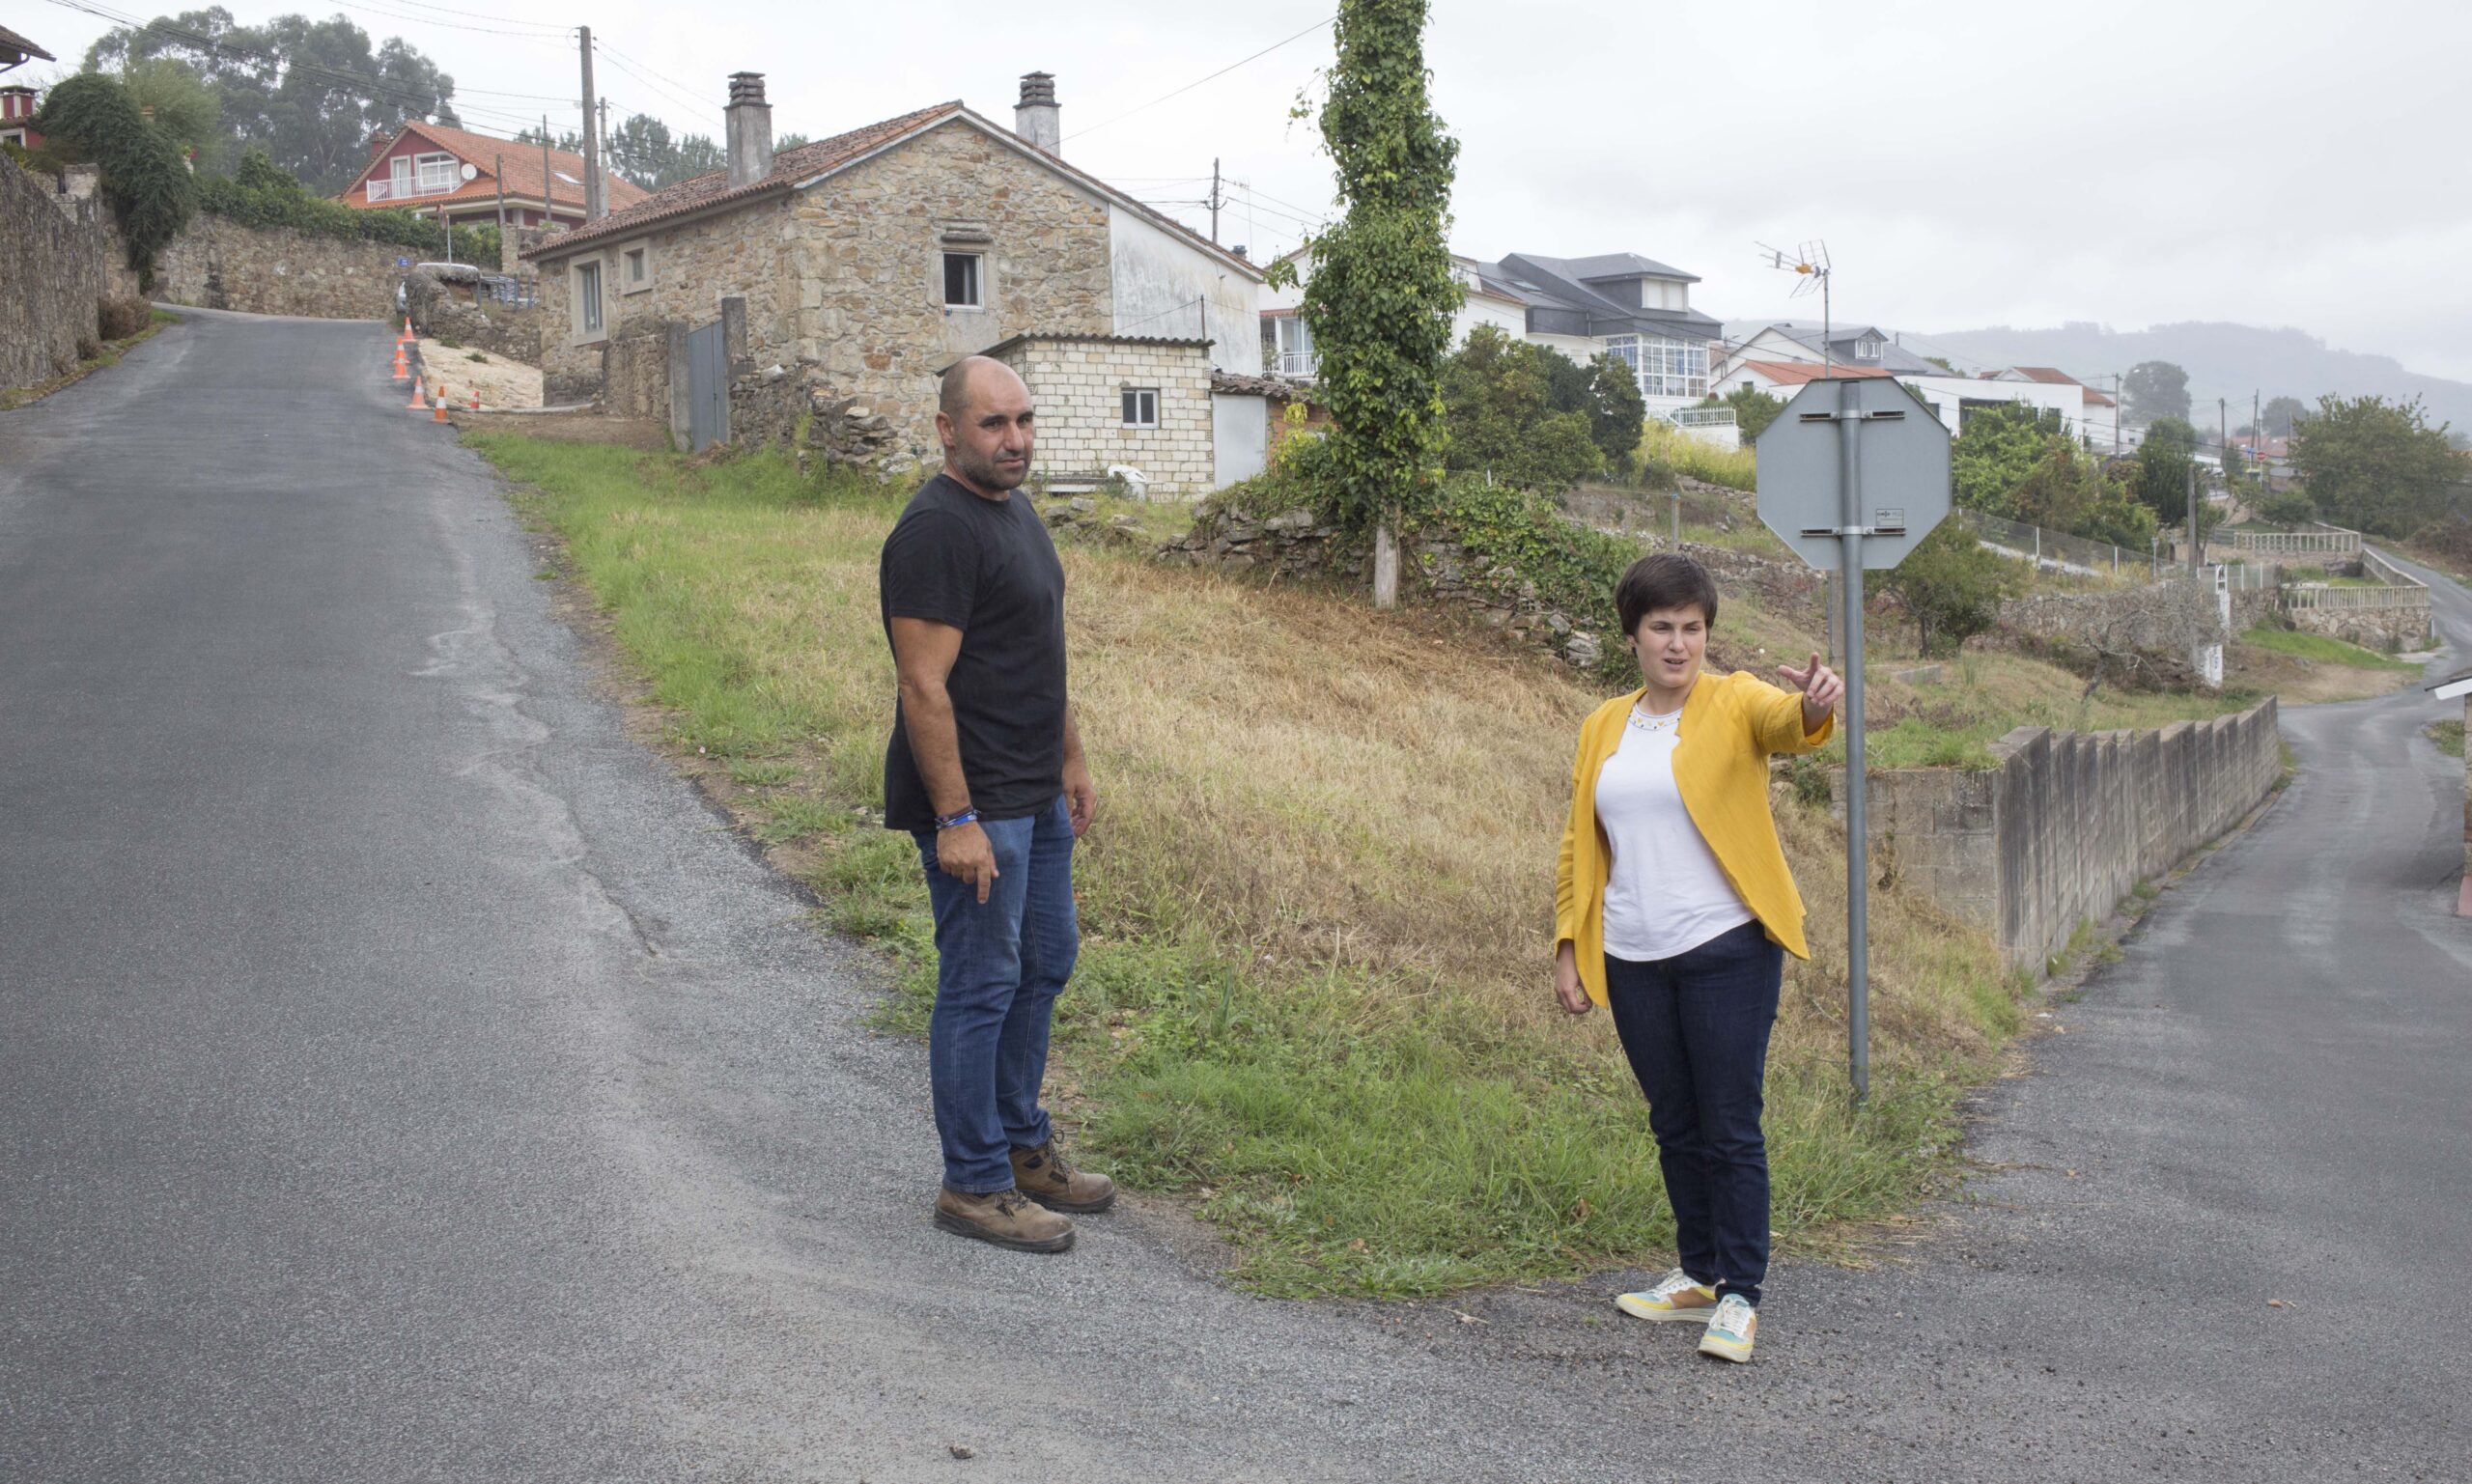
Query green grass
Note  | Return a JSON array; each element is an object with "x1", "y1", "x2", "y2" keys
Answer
[
  {"x1": 2430, "y1": 719, "x2": 2466, "y2": 760},
  {"x1": 472, "y1": 434, "x2": 2034, "y2": 1298},
  {"x1": 2237, "y1": 625, "x2": 2420, "y2": 672}
]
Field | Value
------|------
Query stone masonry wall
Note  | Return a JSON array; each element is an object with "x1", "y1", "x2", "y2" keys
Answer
[
  {"x1": 1838, "y1": 699, "x2": 2282, "y2": 973},
  {"x1": 154, "y1": 215, "x2": 404, "y2": 319},
  {"x1": 533, "y1": 194, "x2": 800, "y2": 401},
  {"x1": 789, "y1": 123, "x2": 1114, "y2": 460},
  {"x1": 1, "y1": 160, "x2": 137, "y2": 389},
  {"x1": 403, "y1": 268, "x2": 542, "y2": 365},
  {"x1": 993, "y1": 336, "x2": 1213, "y2": 497}
]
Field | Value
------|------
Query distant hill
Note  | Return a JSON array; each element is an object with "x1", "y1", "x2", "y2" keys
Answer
[{"x1": 1911, "y1": 321, "x2": 2472, "y2": 434}]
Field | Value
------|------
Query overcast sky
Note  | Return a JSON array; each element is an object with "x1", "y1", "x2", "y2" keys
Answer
[{"x1": 26, "y1": 0, "x2": 2472, "y2": 378}]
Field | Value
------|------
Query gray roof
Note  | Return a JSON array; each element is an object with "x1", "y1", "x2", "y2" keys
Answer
[
  {"x1": 1749, "y1": 321, "x2": 1945, "y2": 376},
  {"x1": 1469, "y1": 252, "x2": 1723, "y2": 342},
  {"x1": 1555, "y1": 251, "x2": 1700, "y2": 285}
]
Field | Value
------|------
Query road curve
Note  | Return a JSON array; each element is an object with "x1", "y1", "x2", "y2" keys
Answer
[{"x1": 4, "y1": 310, "x2": 2466, "y2": 1482}]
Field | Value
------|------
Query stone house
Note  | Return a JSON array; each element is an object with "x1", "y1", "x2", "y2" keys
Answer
[{"x1": 520, "y1": 71, "x2": 1263, "y2": 492}]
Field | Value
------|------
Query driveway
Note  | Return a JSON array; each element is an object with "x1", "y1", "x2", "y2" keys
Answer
[{"x1": 3, "y1": 309, "x2": 2465, "y2": 1482}]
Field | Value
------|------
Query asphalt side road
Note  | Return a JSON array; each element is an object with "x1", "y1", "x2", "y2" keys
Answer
[{"x1": 3, "y1": 310, "x2": 2466, "y2": 1483}]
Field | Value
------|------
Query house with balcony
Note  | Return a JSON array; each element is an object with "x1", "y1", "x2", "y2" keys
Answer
[
  {"x1": 334, "y1": 121, "x2": 645, "y2": 235},
  {"x1": 1, "y1": 20, "x2": 54, "y2": 151}
]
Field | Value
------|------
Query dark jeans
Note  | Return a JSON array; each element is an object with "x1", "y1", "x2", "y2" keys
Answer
[
  {"x1": 1604, "y1": 920, "x2": 1784, "y2": 1307},
  {"x1": 913, "y1": 796, "x2": 1079, "y2": 1194}
]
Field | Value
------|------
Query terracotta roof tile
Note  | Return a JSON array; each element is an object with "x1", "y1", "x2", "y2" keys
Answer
[
  {"x1": 337, "y1": 120, "x2": 646, "y2": 216},
  {"x1": 525, "y1": 101, "x2": 965, "y2": 258},
  {"x1": 1736, "y1": 359, "x2": 1896, "y2": 386},
  {"x1": 0, "y1": 23, "x2": 53, "y2": 62}
]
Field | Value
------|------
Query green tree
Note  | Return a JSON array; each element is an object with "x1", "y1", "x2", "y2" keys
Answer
[
  {"x1": 2132, "y1": 424, "x2": 2199, "y2": 525},
  {"x1": 2254, "y1": 486, "x2": 2318, "y2": 527},
  {"x1": 85, "y1": 9, "x2": 461, "y2": 194},
  {"x1": 33, "y1": 72, "x2": 197, "y2": 284},
  {"x1": 1265, "y1": 0, "x2": 1460, "y2": 606},
  {"x1": 118, "y1": 57, "x2": 221, "y2": 165},
  {"x1": 1714, "y1": 384, "x2": 1784, "y2": 441},
  {"x1": 603, "y1": 113, "x2": 672, "y2": 189},
  {"x1": 1440, "y1": 326, "x2": 1599, "y2": 491},
  {"x1": 1584, "y1": 352, "x2": 1644, "y2": 474},
  {"x1": 2123, "y1": 359, "x2": 2191, "y2": 422},
  {"x1": 2261, "y1": 395, "x2": 2307, "y2": 437},
  {"x1": 1878, "y1": 520, "x2": 2023, "y2": 658},
  {"x1": 1951, "y1": 403, "x2": 2067, "y2": 518},
  {"x1": 2291, "y1": 394, "x2": 2464, "y2": 536}
]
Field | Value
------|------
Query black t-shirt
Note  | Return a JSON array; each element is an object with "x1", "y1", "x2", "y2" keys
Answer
[{"x1": 878, "y1": 473, "x2": 1069, "y2": 831}]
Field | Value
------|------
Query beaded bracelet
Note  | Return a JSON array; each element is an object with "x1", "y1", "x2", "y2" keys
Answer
[{"x1": 935, "y1": 808, "x2": 979, "y2": 830}]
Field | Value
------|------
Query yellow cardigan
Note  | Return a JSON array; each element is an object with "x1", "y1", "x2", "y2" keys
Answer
[{"x1": 1554, "y1": 671, "x2": 1835, "y2": 1007}]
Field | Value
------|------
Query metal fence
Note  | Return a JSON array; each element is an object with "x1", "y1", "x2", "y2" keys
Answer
[
  {"x1": 1959, "y1": 509, "x2": 2158, "y2": 578},
  {"x1": 2219, "y1": 522, "x2": 2362, "y2": 556}
]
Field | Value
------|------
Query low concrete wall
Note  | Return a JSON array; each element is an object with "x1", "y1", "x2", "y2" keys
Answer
[
  {"x1": 154, "y1": 216, "x2": 403, "y2": 320},
  {"x1": 1, "y1": 160, "x2": 140, "y2": 390},
  {"x1": 1842, "y1": 699, "x2": 2282, "y2": 971}
]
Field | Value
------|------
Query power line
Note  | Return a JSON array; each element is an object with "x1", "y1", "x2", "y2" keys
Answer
[{"x1": 1063, "y1": 14, "x2": 1334, "y2": 141}]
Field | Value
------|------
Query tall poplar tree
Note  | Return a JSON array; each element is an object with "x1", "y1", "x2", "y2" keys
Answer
[{"x1": 1268, "y1": 0, "x2": 1460, "y2": 606}]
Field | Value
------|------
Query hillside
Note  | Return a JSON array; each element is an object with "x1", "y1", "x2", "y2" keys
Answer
[{"x1": 1913, "y1": 321, "x2": 2472, "y2": 434}]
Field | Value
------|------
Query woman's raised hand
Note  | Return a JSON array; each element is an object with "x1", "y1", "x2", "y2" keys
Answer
[{"x1": 1777, "y1": 651, "x2": 1843, "y2": 731}]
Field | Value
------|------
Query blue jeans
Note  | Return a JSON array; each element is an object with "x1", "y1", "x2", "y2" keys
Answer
[
  {"x1": 1603, "y1": 920, "x2": 1784, "y2": 1306},
  {"x1": 913, "y1": 796, "x2": 1079, "y2": 1194}
]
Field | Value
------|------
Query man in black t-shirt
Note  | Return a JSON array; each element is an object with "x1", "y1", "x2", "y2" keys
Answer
[{"x1": 879, "y1": 355, "x2": 1110, "y2": 1254}]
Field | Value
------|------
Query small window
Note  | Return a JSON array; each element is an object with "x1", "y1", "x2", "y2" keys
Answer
[
  {"x1": 576, "y1": 260, "x2": 604, "y2": 337},
  {"x1": 620, "y1": 242, "x2": 651, "y2": 294},
  {"x1": 1856, "y1": 335, "x2": 1883, "y2": 362},
  {"x1": 942, "y1": 252, "x2": 982, "y2": 308},
  {"x1": 1121, "y1": 387, "x2": 1160, "y2": 428}
]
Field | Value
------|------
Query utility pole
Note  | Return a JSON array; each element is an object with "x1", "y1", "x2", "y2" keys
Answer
[
  {"x1": 577, "y1": 26, "x2": 604, "y2": 222},
  {"x1": 1208, "y1": 156, "x2": 1222, "y2": 243},
  {"x1": 2187, "y1": 463, "x2": 2200, "y2": 573},
  {"x1": 599, "y1": 97, "x2": 612, "y2": 182},
  {"x1": 2220, "y1": 396, "x2": 2230, "y2": 489},
  {"x1": 541, "y1": 116, "x2": 552, "y2": 230},
  {"x1": 2114, "y1": 372, "x2": 2123, "y2": 455}
]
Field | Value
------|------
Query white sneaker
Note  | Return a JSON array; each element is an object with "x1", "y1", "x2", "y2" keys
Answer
[
  {"x1": 1698, "y1": 1293, "x2": 1757, "y2": 1363},
  {"x1": 1614, "y1": 1267, "x2": 1720, "y2": 1323}
]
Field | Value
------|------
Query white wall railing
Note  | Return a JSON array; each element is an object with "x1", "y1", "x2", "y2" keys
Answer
[
  {"x1": 1270, "y1": 350, "x2": 1318, "y2": 378},
  {"x1": 1665, "y1": 406, "x2": 1738, "y2": 430}
]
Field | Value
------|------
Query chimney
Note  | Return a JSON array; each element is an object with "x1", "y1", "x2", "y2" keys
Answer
[
  {"x1": 1014, "y1": 71, "x2": 1060, "y2": 156},
  {"x1": 725, "y1": 71, "x2": 774, "y2": 189},
  {"x1": 368, "y1": 126, "x2": 393, "y2": 161}
]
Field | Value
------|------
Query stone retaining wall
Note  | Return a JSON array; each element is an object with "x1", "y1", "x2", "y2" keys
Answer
[
  {"x1": 154, "y1": 215, "x2": 404, "y2": 320},
  {"x1": 404, "y1": 268, "x2": 542, "y2": 365},
  {"x1": 1, "y1": 160, "x2": 139, "y2": 390},
  {"x1": 1839, "y1": 699, "x2": 2282, "y2": 972}
]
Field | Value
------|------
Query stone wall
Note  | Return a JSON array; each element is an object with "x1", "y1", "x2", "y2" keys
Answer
[
  {"x1": 1999, "y1": 576, "x2": 2233, "y2": 688},
  {"x1": 153, "y1": 215, "x2": 404, "y2": 319},
  {"x1": 992, "y1": 334, "x2": 1214, "y2": 497},
  {"x1": 1, "y1": 160, "x2": 139, "y2": 390},
  {"x1": 403, "y1": 268, "x2": 542, "y2": 365},
  {"x1": 2287, "y1": 599, "x2": 2432, "y2": 651},
  {"x1": 1840, "y1": 699, "x2": 2283, "y2": 972},
  {"x1": 532, "y1": 194, "x2": 799, "y2": 402},
  {"x1": 600, "y1": 326, "x2": 669, "y2": 419}
]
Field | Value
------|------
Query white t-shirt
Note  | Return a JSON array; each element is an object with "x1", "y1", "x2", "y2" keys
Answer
[{"x1": 1594, "y1": 705, "x2": 1755, "y2": 963}]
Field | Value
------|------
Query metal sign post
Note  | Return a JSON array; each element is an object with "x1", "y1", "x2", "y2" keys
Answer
[{"x1": 1756, "y1": 378, "x2": 1952, "y2": 1104}]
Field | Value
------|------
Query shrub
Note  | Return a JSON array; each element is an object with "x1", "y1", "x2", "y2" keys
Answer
[
  {"x1": 97, "y1": 294, "x2": 152, "y2": 341},
  {"x1": 1876, "y1": 520, "x2": 2025, "y2": 658},
  {"x1": 198, "y1": 149, "x2": 498, "y2": 264},
  {"x1": 32, "y1": 73, "x2": 195, "y2": 285}
]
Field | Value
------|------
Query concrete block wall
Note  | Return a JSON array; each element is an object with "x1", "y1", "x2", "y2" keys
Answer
[
  {"x1": 1838, "y1": 698, "x2": 2282, "y2": 973},
  {"x1": 994, "y1": 336, "x2": 1213, "y2": 498}
]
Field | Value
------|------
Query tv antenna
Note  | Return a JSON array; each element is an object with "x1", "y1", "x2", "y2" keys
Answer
[{"x1": 1758, "y1": 239, "x2": 1834, "y2": 374}]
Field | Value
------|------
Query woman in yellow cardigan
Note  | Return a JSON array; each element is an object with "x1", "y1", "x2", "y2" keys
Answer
[{"x1": 1553, "y1": 552, "x2": 1840, "y2": 1365}]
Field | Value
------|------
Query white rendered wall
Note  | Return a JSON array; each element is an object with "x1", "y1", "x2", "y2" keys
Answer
[{"x1": 1108, "y1": 207, "x2": 1263, "y2": 375}]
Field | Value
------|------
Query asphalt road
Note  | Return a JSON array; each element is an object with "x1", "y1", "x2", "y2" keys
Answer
[{"x1": 4, "y1": 310, "x2": 2467, "y2": 1482}]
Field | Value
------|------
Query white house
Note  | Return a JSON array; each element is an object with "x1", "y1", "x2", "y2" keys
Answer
[
  {"x1": 1724, "y1": 322, "x2": 2107, "y2": 440},
  {"x1": 1261, "y1": 247, "x2": 1725, "y2": 422}
]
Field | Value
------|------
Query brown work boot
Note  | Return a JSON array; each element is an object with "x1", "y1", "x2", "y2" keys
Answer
[
  {"x1": 933, "y1": 1186, "x2": 1074, "y2": 1253},
  {"x1": 1010, "y1": 1139, "x2": 1116, "y2": 1214}
]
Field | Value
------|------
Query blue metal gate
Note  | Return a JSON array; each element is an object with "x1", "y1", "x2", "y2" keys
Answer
[{"x1": 687, "y1": 320, "x2": 728, "y2": 453}]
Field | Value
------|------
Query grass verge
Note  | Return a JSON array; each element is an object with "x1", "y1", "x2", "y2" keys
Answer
[
  {"x1": 474, "y1": 434, "x2": 2030, "y2": 1299},
  {"x1": 0, "y1": 309, "x2": 179, "y2": 411},
  {"x1": 2236, "y1": 625, "x2": 2420, "y2": 673},
  {"x1": 2430, "y1": 719, "x2": 2466, "y2": 760}
]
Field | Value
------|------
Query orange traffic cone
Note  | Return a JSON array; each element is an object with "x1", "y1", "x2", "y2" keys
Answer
[
  {"x1": 467, "y1": 388, "x2": 481, "y2": 411},
  {"x1": 406, "y1": 375, "x2": 428, "y2": 411},
  {"x1": 433, "y1": 388, "x2": 451, "y2": 424},
  {"x1": 400, "y1": 316, "x2": 414, "y2": 342},
  {"x1": 390, "y1": 345, "x2": 409, "y2": 379}
]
